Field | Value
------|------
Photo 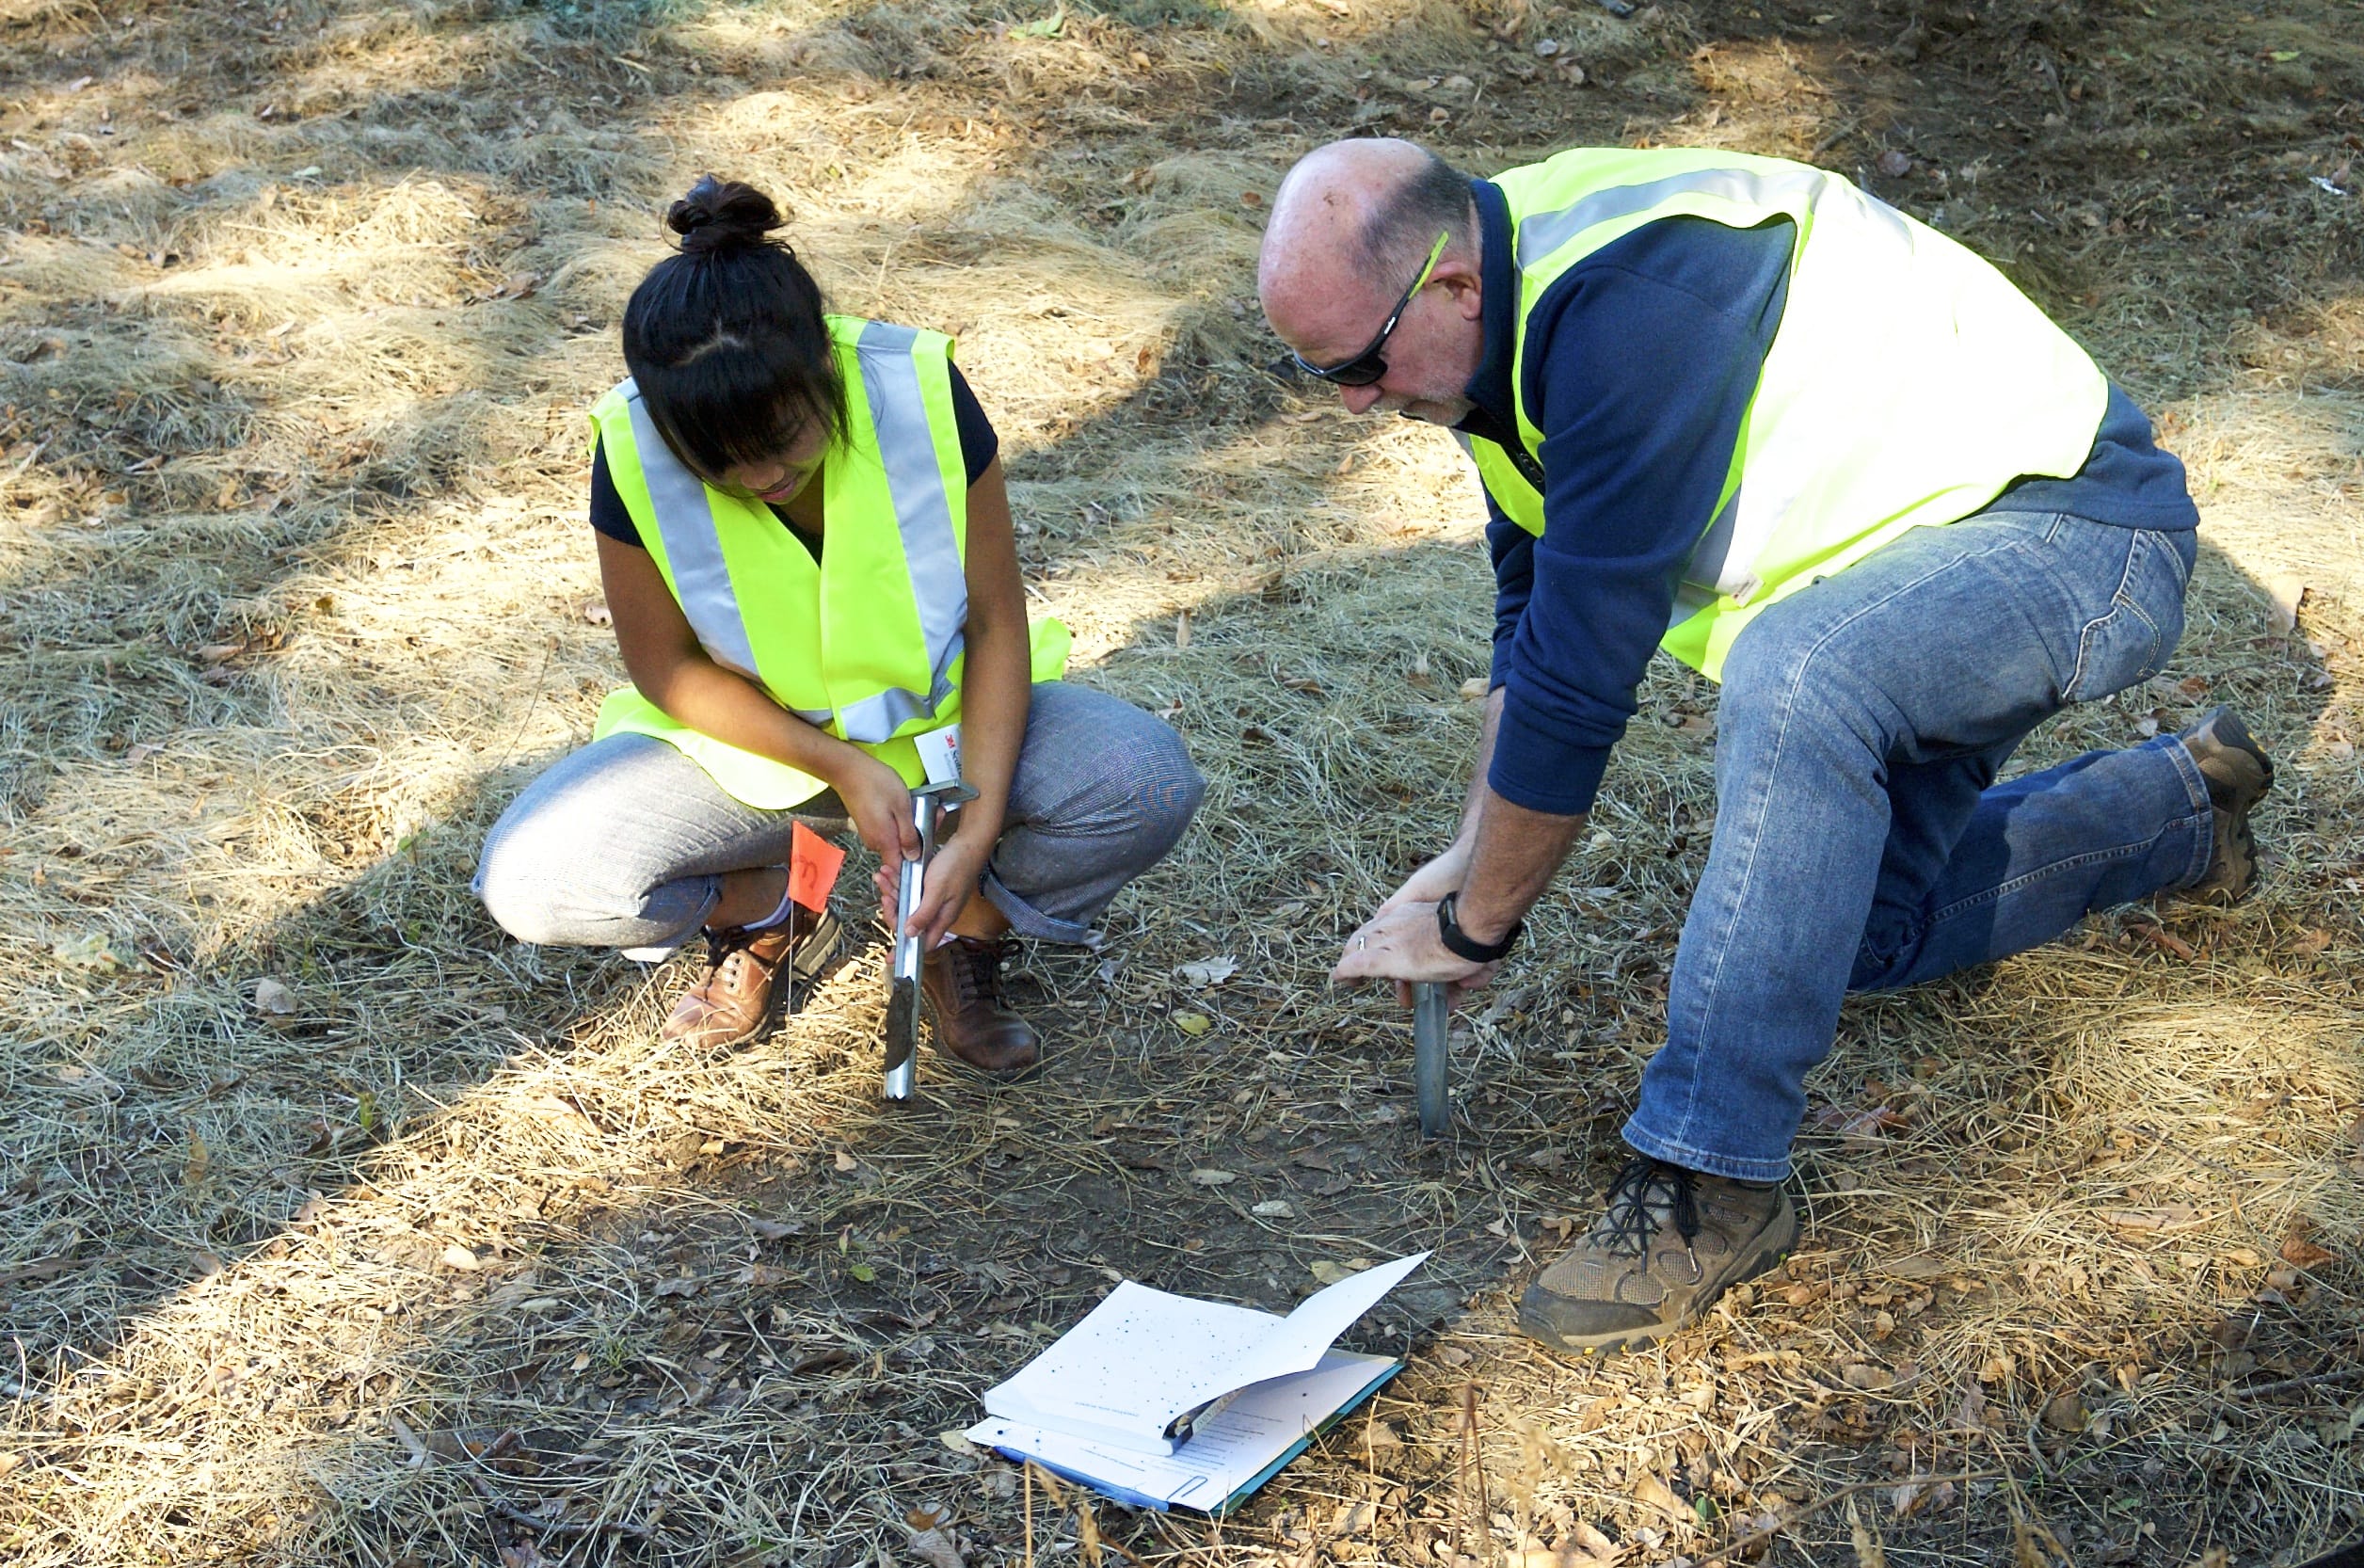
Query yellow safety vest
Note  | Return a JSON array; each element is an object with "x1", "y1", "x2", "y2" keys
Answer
[
  {"x1": 1462, "y1": 148, "x2": 2110, "y2": 680},
  {"x1": 589, "y1": 315, "x2": 1070, "y2": 808}
]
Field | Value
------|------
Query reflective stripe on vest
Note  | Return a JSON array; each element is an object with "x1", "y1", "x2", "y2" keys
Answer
[
  {"x1": 1467, "y1": 147, "x2": 2109, "y2": 680},
  {"x1": 839, "y1": 319, "x2": 968, "y2": 744},
  {"x1": 584, "y1": 315, "x2": 1071, "y2": 808}
]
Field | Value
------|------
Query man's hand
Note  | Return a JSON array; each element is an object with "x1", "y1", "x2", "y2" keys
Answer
[
  {"x1": 1333, "y1": 900, "x2": 1498, "y2": 1008},
  {"x1": 1377, "y1": 840, "x2": 1473, "y2": 915}
]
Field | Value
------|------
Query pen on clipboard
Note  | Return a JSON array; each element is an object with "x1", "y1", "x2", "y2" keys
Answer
[{"x1": 1162, "y1": 1389, "x2": 1240, "y2": 1446}]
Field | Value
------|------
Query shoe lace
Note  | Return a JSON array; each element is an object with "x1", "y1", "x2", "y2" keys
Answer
[
  {"x1": 1590, "y1": 1157, "x2": 1701, "y2": 1257},
  {"x1": 950, "y1": 936, "x2": 1009, "y2": 1008},
  {"x1": 703, "y1": 921, "x2": 778, "y2": 980}
]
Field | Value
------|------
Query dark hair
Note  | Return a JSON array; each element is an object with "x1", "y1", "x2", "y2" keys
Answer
[
  {"x1": 1361, "y1": 146, "x2": 1478, "y2": 283},
  {"x1": 620, "y1": 175, "x2": 848, "y2": 482}
]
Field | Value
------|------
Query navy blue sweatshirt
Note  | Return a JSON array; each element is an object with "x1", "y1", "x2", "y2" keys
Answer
[{"x1": 1462, "y1": 177, "x2": 2199, "y2": 818}]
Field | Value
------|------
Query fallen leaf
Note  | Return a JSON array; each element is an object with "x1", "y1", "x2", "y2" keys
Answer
[
  {"x1": 1175, "y1": 955, "x2": 1238, "y2": 987},
  {"x1": 52, "y1": 932, "x2": 126, "y2": 971},
  {"x1": 1877, "y1": 1255, "x2": 1948, "y2": 1280},
  {"x1": 2267, "y1": 573, "x2": 2308, "y2": 635},
  {"x1": 1847, "y1": 1496, "x2": 1888, "y2": 1567},
  {"x1": 1630, "y1": 1472, "x2": 1687, "y2": 1523},
  {"x1": 2101, "y1": 1204, "x2": 2198, "y2": 1233},
  {"x1": 122, "y1": 741, "x2": 163, "y2": 765},
  {"x1": 439, "y1": 1244, "x2": 480, "y2": 1272},
  {"x1": 1842, "y1": 1364, "x2": 1895, "y2": 1391},
  {"x1": 2280, "y1": 1233, "x2": 2336, "y2": 1270},
  {"x1": 183, "y1": 1130, "x2": 209, "y2": 1187},
  {"x1": 904, "y1": 1509, "x2": 966, "y2": 1568},
  {"x1": 1877, "y1": 149, "x2": 1912, "y2": 177},
  {"x1": 1172, "y1": 1011, "x2": 1212, "y2": 1036},
  {"x1": 1252, "y1": 1199, "x2": 1295, "y2": 1217},
  {"x1": 1309, "y1": 1260, "x2": 1354, "y2": 1285},
  {"x1": 1459, "y1": 675, "x2": 1489, "y2": 700},
  {"x1": 1174, "y1": 608, "x2": 1191, "y2": 648},
  {"x1": 2041, "y1": 1392, "x2": 2085, "y2": 1432},
  {"x1": 1953, "y1": 1382, "x2": 1989, "y2": 1430},
  {"x1": 834, "y1": 1150, "x2": 860, "y2": 1173},
  {"x1": 939, "y1": 1430, "x2": 981, "y2": 1456},
  {"x1": 748, "y1": 1217, "x2": 805, "y2": 1241},
  {"x1": 252, "y1": 977, "x2": 296, "y2": 1015},
  {"x1": 1189, "y1": 1168, "x2": 1238, "y2": 1187}
]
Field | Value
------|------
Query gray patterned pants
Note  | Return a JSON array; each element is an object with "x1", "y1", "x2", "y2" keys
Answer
[{"x1": 475, "y1": 682, "x2": 1202, "y2": 951}]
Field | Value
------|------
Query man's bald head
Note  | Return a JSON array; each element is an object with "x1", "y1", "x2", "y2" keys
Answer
[
  {"x1": 1258, "y1": 137, "x2": 1486, "y2": 425},
  {"x1": 1259, "y1": 138, "x2": 1478, "y2": 328}
]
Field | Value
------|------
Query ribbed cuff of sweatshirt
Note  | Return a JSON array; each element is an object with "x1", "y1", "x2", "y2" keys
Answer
[{"x1": 1488, "y1": 686, "x2": 1614, "y2": 816}]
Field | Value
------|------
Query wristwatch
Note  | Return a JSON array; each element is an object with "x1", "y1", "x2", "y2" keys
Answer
[{"x1": 1436, "y1": 891, "x2": 1522, "y2": 964}]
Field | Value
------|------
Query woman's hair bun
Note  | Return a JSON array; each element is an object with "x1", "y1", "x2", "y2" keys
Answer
[{"x1": 666, "y1": 174, "x2": 787, "y2": 255}]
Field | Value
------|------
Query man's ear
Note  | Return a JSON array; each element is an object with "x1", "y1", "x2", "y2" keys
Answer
[{"x1": 1440, "y1": 266, "x2": 1485, "y2": 320}]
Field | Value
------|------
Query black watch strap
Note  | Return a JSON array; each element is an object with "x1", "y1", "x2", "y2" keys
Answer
[{"x1": 1437, "y1": 892, "x2": 1521, "y2": 964}]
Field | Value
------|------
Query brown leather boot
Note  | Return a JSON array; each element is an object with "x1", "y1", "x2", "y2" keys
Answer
[
  {"x1": 920, "y1": 936, "x2": 1040, "y2": 1074},
  {"x1": 661, "y1": 904, "x2": 841, "y2": 1049}
]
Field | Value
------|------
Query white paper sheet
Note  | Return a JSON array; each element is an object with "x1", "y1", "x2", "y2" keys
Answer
[
  {"x1": 979, "y1": 1252, "x2": 1427, "y2": 1456},
  {"x1": 967, "y1": 1351, "x2": 1398, "y2": 1512}
]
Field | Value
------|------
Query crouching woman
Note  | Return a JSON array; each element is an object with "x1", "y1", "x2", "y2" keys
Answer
[{"x1": 476, "y1": 176, "x2": 1203, "y2": 1070}]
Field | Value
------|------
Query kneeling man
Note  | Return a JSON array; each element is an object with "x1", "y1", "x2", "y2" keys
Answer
[{"x1": 1258, "y1": 138, "x2": 2271, "y2": 1355}]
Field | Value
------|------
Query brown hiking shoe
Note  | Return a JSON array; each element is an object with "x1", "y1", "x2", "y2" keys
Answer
[
  {"x1": 2172, "y1": 706, "x2": 2274, "y2": 906},
  {"x1": 920, "y1": 936, "x2": 1040, "y2": 1074},
  {"x1": 660, "y1": 904, "x2": 841, "y2": 1050},
  {"x1": 1517, "y1": 1156, "x2": 1796, "y2": 1356}
]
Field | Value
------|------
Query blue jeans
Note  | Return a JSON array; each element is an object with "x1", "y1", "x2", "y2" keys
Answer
[{"x1": 1622, "y1": 511, "x2": 2211, "y2": 1183}]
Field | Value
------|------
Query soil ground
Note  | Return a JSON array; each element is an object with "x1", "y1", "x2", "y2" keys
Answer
[{"x1": 2, "y1": 0, "x2": 2361, "y2": 1564}]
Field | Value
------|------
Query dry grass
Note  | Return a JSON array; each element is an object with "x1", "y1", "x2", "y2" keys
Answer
[{"x1": 2, "y1": 0, "x2": 2361, "y2": 1563}]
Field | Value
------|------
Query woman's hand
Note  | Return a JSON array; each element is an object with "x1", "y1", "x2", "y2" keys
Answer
[
  {"x1": 869, "y1": 821, "x2": 991, "y2": 942},
  {"x1": 840, "y1": 753, "x2": 920, "y2": 872},
  {"x1": 902, "y1": 829, "x2": 993, "y2": 948}
]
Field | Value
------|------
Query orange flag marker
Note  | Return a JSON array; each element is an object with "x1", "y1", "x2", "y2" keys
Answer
[{"x1": 788, "y1": 821, "x2": 846, "y2": 913}]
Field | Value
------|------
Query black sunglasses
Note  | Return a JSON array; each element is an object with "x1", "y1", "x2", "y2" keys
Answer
[{"x1": 1286, "y1": 230, "x2": 1451, "y2": 388}]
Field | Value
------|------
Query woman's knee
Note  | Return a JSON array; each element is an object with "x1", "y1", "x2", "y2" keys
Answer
[
  {"x1": 1104, "y1": 715, "x2": 1206, "y2": 851},
  {"x1": 474, "y1": 800, "x2": 656, "y2": 946},
  {"x1": 474, "y1": 814, "x2": 582, "y2": 945},
  {"x1": 1020, "y1": 686, "x2": 1206, "y2": 844}
]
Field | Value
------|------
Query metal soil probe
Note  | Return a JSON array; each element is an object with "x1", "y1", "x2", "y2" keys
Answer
[
  {"x1": 883, "y1": 779, "x2": 977, "y2": 1101},
  {"x1": 1414, "y1": 981, "x2": 1451, "y2": 1138}
]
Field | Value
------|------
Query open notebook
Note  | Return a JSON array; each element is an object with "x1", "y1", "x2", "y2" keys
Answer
[{"x1": 965, "y1": 1254, "x2": 1427, "y2": 1512}]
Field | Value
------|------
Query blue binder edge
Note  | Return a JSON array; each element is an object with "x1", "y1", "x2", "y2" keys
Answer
[{"x1": 984, "y1": 1360, "x2": 1404, "y2": 1517}]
